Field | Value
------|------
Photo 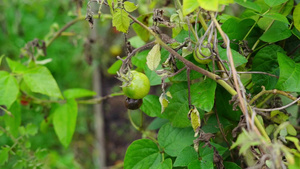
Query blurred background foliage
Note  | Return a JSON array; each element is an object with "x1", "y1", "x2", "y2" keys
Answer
[{"x1": 0, "y1": 0, "x2": 132, "y2": 168}]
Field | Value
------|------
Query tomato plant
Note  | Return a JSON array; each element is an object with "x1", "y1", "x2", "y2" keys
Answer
[{"x1": 0, "y1": 0, "x2": 300, "y2": 168}]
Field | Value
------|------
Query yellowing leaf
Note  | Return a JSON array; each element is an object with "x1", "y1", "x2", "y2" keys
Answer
[
  {"x1": 197, "y1": 0, "x2": 233, "y2": 11},
  {"x1": 159, "y1": 93, "x2": 169, "y2": 113},
  {"x1": 146, "y1": 44, "x2": 161, "y2": 71},
  {"x1": 112, "y1": 9, "x2": 130, "y2": 33},
  {"x1": 124, "y1": 1, "x2": 138, "y2": 12},
  {"x1": 188, "y1": 107, "x2": 201, "y2": 137},
  {"x1": 183, "y1": 0, "x2": 199, "y2": 16}
]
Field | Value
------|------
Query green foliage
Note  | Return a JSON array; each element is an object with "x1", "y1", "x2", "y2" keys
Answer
[
  {"x1": 1, "y1": 0, "x2": 300, "y2": 168},
  {"x1": 53, "y1": 99, "x2": 78, "y2": 148}
]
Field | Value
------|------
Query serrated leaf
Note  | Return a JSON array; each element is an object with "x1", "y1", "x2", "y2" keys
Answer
[
  {"x1": 155, "y1": 158, "x2": 172, "y2": 169},
  {"x1": 163, "y1": 83, "x2": 191, "y2": 127},
  {"x1": 174, "y1": 146, "x2": 198, "y2": 167},
  {"x1": 191, "y1": 78, "x2": 216, "y2": 112},
  {"x1": 158, "y1": 123, "x2": 194, "y2": 156},
  {"x1": 63, "y1": 88, "x2": 96, "y2": 99},
  {"x1": 0, "y1": 147, "x2": 10, "y2": 165},
  {"x1": 234, "y1": 0, "x2": 262, "y2": 13},
  {"x1": 146, "y1": 44, "x2": 161, "y2": 71},
  {"x1": 124, "y1": 1, "x2": 138, "y2": 12},
  {"x1": 6, "y1": 58, "x2": 28, "y2": 73},
  {"x1": 263, "y1": 13, "x2": 289, "y2": 24},
  {"x1": 264, "y1": 0, "x2": 288, "y2": 7},
  {"x1": 294, "y1": 3, "x2": 300, "y2": 32},
  {"x1": 260, "y1": 21, "x2": 292, "y2": 43},
  {"x1": 183, "y1": 0, "x2": 199, "y2": 16},
  {"x1": 124, "y1": 139, "x2": 161, "y2": 169},
  {"x1": 276, "y1": 53, "x2": 300, "y2": 92},
  {"x1": 23, "y1": 66, "x2": 63, "y2": 99},
  {"x1": 53, "y1": 99, "x2": 78, "y2": 148},
  {"x1": 0, "y1": 71, "x2": 19, "y2": 108},
  {"x1": 140, "y1": 95, "x2": 164, "y2": 118},
  {"x1": 112, "y1": 9, "x2": 130, "y2": 33}
]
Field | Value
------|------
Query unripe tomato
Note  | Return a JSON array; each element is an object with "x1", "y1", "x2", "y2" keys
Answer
[
  {"x1": 122, "y1": 71, "x2": 150, "y2": 99},
  {"x1": 124, "y1": 97, "x2": 143, "y2": 110},
  {"x1": 193, "y1": 41, "x2": 213, "y2": 64}
]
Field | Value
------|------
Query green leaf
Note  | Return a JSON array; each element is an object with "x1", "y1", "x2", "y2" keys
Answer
[
  {"x1": 124, "y1": 1, "x2": 138, "y2": 12},
  {"x1": 217, "y1": 46, "x2": 248, "y2": 67},
  {"x1": 264, "y1": 0, "x2": 288, "y2": 7},
  {"x1": 132, "y1": 14, "x2": 151, "y2": 42},
  {"x1": 174, "y1": 146, "x2": 198, "y2": 167},
  {"x1": 188, "y1": 159, "x2": 201, "y2": 169},
  {"x1": 196, "y1": 0, "x2": 218, "y2": 11},
  {"x1": 163, "y1": 83, "x2": 191, "y2": 127},
  {"x1": 53, "y1": 99, "x2": 78, "y2": 148},
  {"x1": 140, "y1": 95, "x2": 164, "y2": 118},
  {"x1": 294, "y1": 3, "x2": 300, "y2": 32},
  {"x1": 132, "y1": 50, "x2": 149, "y2": 69},
  {"x1": 260, "y1": 21, "x2": 292, "y2": 43},
  {"x1": 0, "y1": 147, "x2": 10, "y2": 165},
  {"x1": 63, "y1": 88, "x2": 96, "y2": 99},
  {"x1": 155, "y1": 158, "x2": 172, "y2": 169},
  {"x1": 112, "y1": 9, "x2": 130, "y2": 33},
  {"x1": 124, "y1": 139, "x2": 161, "y2": 169},
  {"x1": 183, "y1": 0, "x2": 199, "y2": 16},
  {"x1": 224, "y1": 162, "x2": 242, "y2": 169},
  {"x1": 3, "y1": 103, "x2": 20, "y2": 137},
  {"x1": 147, "y1": 44, "x2": 161, "y2": 71},
  {"x1": 108, "y1": 59, "x2": 123, "y2": 75},
  {"x1": 263, "y1": 13, "x2": 289, "y2": 24},
  {"x1": 201, "y1": 114, "x2": 232, "y2": 133},
  {"x1": 6, "y1": 58, "x2": 28, "y2": 73},
  {"x1": 221, "y1": 18, "x2": 256, "y2": 48},
  {"x1": 234, "y1": 0, "x2": 262, "y2": 13},
  {"x1": 158, "y1": 123, "x2": 194, "y2": 156},
  {"x1": 191, "y1": 78, "x2": 217, "y2": 112},
  {"x1": 147, "y1": 118, "x2": 169, "y2": 130},
  {"x1": 252, "y1": 45, "x2": 285, "y2": 92},
  {"x1": 276, "y1": 53, "x2": 300, "y2": 92},
  {"x1": 0, "y1": 71, "x2": 19, "y2": 108},
  {"x1": 23, "y1": 66, "x2": 63, "y2": 99},
  {"x1": 215, "y1": 86, "x2": 242, "y2": 121}
]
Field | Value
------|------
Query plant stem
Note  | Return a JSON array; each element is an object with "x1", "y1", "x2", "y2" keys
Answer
[
  {"x1": 243, "y1": 17, "x2": 260, "y2": 41},
  {"x1": 198, "y1": 13, "x2": 208, "y2": 31}
]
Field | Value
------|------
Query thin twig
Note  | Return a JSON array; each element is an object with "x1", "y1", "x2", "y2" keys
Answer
[
  {"x1": 237, "y1": 71, "x2": 278, "y2": 78},
  {"x1": 253, "y1": 97, "x2": 300, "y2": 112}
]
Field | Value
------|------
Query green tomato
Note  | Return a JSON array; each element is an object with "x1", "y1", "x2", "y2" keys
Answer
[
  {"x1": 122, "y1": 71, "x2": 150, "y2": 99},
  {"x1": 193, "y1": 41, "x2": 213, "y2": 64}
]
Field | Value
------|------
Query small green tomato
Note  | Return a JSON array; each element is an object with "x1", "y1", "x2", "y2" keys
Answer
[
  {"x1": 193, "y1": 41, "x2": 213, "y2": 64},
  {"x1": 122, "y1": 71, "x2": 150, "y2": 99}
]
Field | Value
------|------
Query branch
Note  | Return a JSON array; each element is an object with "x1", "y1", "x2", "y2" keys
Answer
[{"x1": 254, "y1": 97, "x2": 300, "y2": 112}]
